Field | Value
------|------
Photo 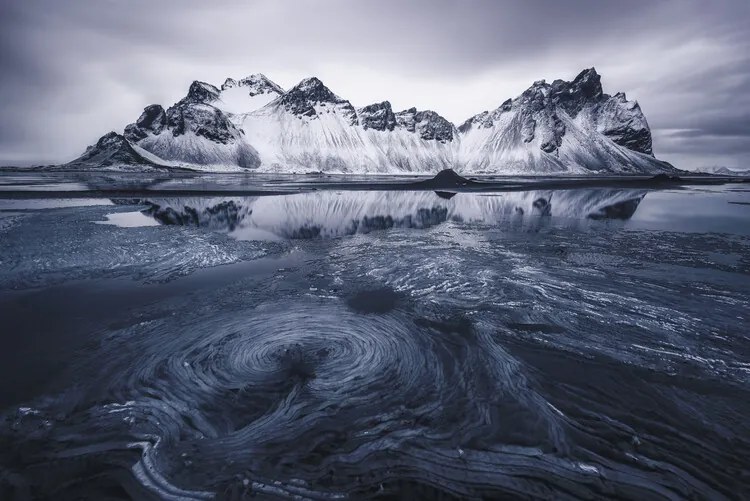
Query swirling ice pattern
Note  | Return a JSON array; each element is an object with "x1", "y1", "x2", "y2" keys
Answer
[
  {"x1": 5, "y1": 293, "x2": 729, "y2": 500},
  {"x1": 4, "y1": 299, "x2": 586, "y2": 498}
]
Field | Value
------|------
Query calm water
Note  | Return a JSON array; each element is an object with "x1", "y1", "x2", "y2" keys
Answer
[{"x1": 0, "y1": 177, "x2": 749, "y2": 499}]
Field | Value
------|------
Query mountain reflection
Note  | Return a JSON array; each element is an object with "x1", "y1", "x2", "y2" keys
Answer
[{"x1": 141, "y1": 189, "x2": 646, "y2": 239}]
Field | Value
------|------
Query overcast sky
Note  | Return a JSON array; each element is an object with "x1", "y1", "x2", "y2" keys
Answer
[{"x1": 1, "y1": 0, "x2": 748, "y2": 170}]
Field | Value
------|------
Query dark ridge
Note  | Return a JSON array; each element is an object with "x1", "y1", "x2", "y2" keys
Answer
[
  {"x1": 66, "y1": 132, "x2": 163, "y2": 169},
  {"x1": 359, "y1": 101, "x2": 396, "y2": 131},
  {"x1": 165, "y1": 102, "x2": 239, "y2": 144},
  {"x1": 124, "y1": 104, "x2": 166, "y2": 142},
  {"x1": 277, "y1": 77, "x2": 357, "y2": 125},
  {"x1": 395, "y1": 108, "x2": 455, "y2": 142},
  {"x1": 410, "y1": 169, "x2": 475, "y2": 189},
  {"x1": 184, "y1": 81, "x2": 220, "y2": 104}
]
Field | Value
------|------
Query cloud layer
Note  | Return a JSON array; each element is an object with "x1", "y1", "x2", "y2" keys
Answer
[{"x1": 1, "y1": 0, "x2": 748, "y2": 170}]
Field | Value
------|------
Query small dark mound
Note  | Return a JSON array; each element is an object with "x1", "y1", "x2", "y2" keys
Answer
[
  {"x1": 346, "y1": 287, "x2": 399, "y2": 314},
  {"x1": 411, "y1": 169, "x2": 474, "y2": 189},
  {"x1": 67, "y1": 131, "x2": 161, "y2": 168},
  {"x1": 431, "y1": 169, "x2": 470, "y2": 186}
]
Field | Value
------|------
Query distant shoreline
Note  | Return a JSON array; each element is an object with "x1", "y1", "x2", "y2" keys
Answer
[{"x1": 0, "y1": 170, "x2": 746, "y2": 200}]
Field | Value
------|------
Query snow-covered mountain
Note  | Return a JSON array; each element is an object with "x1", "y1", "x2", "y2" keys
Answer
[
  {"x1": 240, "y1": 78, "x2": 458, "y2": 173},
  {"x1": 458, "y1": 69, "x2": 669, "y2": 174},
  {"x1": 121, "y1": 80, "x2": 260, "y2": 169},
  {"x1": 69, "y1": 69, "x2": 675, "y2": 174}
]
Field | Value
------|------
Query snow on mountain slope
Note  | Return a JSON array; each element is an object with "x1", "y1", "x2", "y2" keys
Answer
[
  {"x1": 123, "y1": 81, "x2": 260, "y2": 170},
  {"x1": 459, "y1": 68, "x2": 673, "y2": 174},
  {"x1": 241, "y1": 78, "x2": 458, "y2": 173},
  {"x1": 66, "y1": 132, "x2": 169, "y2": 171},
  {"x1": 70, "y1": 68, "x2": 675, "y2": 174},
  {"x1": 216, "y1": 74, "x2": 285, "y2": 116},
  {"x1": 594, "y1": 92, "x2": 652, "y2": 155}
]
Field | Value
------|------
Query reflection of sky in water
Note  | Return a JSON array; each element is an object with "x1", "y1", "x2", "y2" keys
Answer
[
  {"x1": 95, "y1": 211, "x2": 160, "y2": 228},
  {"x1": 627, "y1": 186, "x2": 750, "y2": 235},
  {"x1": 0, "y1": 198, "x2": 113, "y2": 210},
  {"x1": 0, "y1": 182, "x2": 89, "y2": 192}
]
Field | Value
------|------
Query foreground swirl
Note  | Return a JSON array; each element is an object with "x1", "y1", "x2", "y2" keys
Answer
[{"x1": 2, "y1": 290, "x2": 730, "y2": 499}]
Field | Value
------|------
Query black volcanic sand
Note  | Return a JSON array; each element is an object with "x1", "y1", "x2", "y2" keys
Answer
[
  {"x1": 0, "y1": 182, "x2": 749, "y2": 500},
  {"x1": 0, "y1": 169, "x2": 748, "y2": 200}
]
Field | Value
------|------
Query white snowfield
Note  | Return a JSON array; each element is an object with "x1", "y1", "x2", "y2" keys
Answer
[
  {"x1": 135, "y1": 130, "x2": 260, "y2": 172},
  {"x1": 71, "y1": 70, "x2": 675, "y2": 175},
  {"x1": 459, "y1": 105, "x2": 660, "y2": 175},
  {"x1": 241, "y1": 103, "x2": 458, "y2": 174}
]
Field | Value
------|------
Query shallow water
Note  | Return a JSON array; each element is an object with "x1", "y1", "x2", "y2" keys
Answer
[{"x1": 1, "y1": 180, "x2": 749, "y2": 499}]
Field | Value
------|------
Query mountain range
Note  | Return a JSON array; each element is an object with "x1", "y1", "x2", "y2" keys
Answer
[
  {"x1": 67, "y1": 68, "x2": 676, "y2": 175},
  {"x1": 696, "y1": 166, "x2": 750, "y2": 176}
]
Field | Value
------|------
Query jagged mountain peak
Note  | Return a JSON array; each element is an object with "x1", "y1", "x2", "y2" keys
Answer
[
  {"x1": 119, "y1": 78, "x2": 261, "y2": 169},
  {"x1": 221, "y1": 78, "x2": 238, "y2": 90},
  {"x1": 358, "y1": 101, "x2": 396, "y2": 131},
  {"x1": 456, "y1": 67, "x2": 666, "y2": 172},
  {"x1": 395, "y1": 108, "x2": 455, "y2": 142},
  {"x1": 185, "y1": 81, "x2": 221, "y2": 104},
  {"x1": 236, "y1": 73, "x2": 285, "y2": 96},
  {"x1": 124, "y1": 104, "x2": 167, "y2": 142},
  {"x1": 284, "y1": 77, "x2": 344, "y2": 103},
  {"x1": 563, "y1": 66, "x2": 604, "y2": 102},
  {"x1": 459, "y1": 67, "x2": 653, "y2": 156},
  {"x1": 275, "y1": 76, "x2": 356, "y2": 123},
  {"x1": 362, "y1": 100, "x2": 392, "y2": 108},
  {"x1": 296, "y1": 76, "x2": 325, "y2": 90},
  {"x1": 505, "y1": 67, "x2": 604, "y2": 114},
  {"x1": 573, "y1": 67, "x2": 601, "y2": 85}
]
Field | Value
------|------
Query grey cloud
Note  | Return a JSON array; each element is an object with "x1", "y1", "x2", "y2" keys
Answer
[
  {"x1": 1, "y1": 0, "x2": 749, "y2": 169},
  {"x1": 657, "y1": 134, "x2": 750, "y2": 154}
]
